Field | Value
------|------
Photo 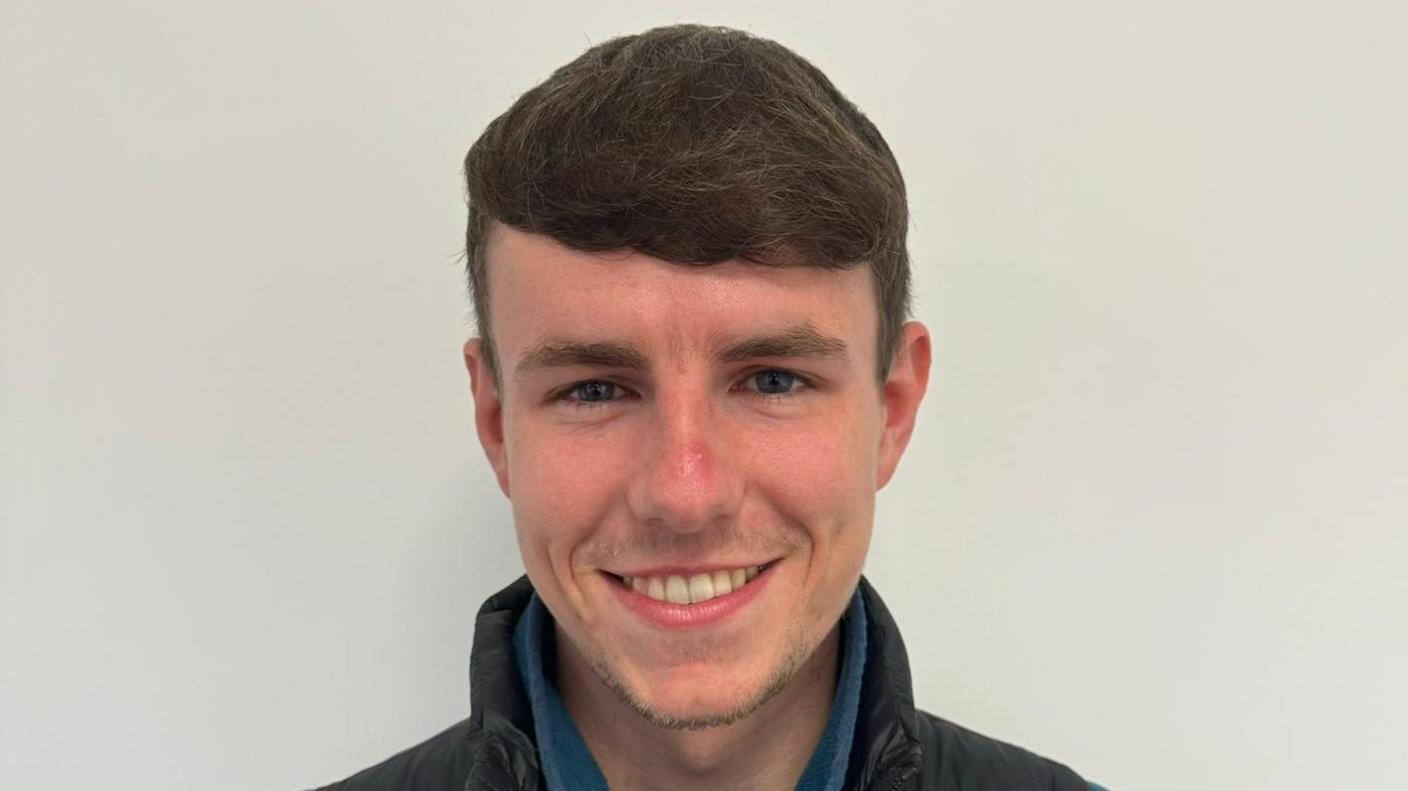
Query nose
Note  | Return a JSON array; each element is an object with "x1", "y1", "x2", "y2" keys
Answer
[{"x1": 625, "y1": 388, "x2": 744, "y2": 534}]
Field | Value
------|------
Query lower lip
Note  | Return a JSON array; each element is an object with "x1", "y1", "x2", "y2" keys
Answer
[{"x1": 609, "y1": 565, "x2": 775, "y2": 630}]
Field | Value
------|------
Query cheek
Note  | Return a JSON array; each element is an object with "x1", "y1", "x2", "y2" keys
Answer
[
  {"x1": 743, "y1": 408, "x2": 879, "y2": 546},
  {"x1": 506, "y1": 422, "x2": 630, "y2": 566}
]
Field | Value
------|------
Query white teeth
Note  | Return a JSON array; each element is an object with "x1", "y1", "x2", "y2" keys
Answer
[
  {"x1": 687, "y1": 573, "x2": 715, "y2": 602},
  {"x1": 665, "y1": 575, "x2": 691, "y2": 604},
  {"x1": 628, "y1": 564, "x2": 766, "y2": 604},
  {"x1": 711, "y1": 570, "x2": 733, "y2": 596}
]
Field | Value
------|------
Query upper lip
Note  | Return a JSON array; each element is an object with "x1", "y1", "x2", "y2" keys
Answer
[{"x1": 605, "y1": 560, "x2": 774, "y2": 578}]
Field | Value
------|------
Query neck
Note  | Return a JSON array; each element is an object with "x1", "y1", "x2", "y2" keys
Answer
[{"x1": 556, "y1": 625, "x2": 842, "y2": 791}]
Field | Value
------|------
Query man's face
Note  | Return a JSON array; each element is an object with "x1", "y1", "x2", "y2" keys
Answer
[{"x1": 465, "y1": 224, "x2": 928, "y2": 727}]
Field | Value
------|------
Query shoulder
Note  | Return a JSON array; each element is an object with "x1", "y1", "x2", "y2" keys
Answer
[
  {"x1": 309, "y1": 717, "x2": 482, "y2": 791},
  {"x1": 908, "y1": 709, "x2": 1091, "y2": 791}
]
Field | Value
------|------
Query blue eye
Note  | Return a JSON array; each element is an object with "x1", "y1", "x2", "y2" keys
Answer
[
  {"x1": 749, "y1": 370, "x2": 800, "y2": 395},
  {"x1": 571, "y1": 381, "x2": 619, "y2": 403}
]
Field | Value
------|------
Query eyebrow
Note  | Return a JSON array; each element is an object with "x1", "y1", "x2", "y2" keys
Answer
[
  {"x1": 514, "y1": 323, "x2": 849, "y2": 377},
  {"x1": 515, "y1": 340, "x2": 651, "y2": 376},
  {"x1": 715, "y1": 323, "x2": 849, "y2": 364}
]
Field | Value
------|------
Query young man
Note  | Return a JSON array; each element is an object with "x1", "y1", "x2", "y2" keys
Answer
[{"x1": 319, "y1": 24, "x2": 1100, "y2": 791}]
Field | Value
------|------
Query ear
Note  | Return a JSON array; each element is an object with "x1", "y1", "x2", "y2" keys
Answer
[
  {"x1": 875, "y1": 321, "x2": 932, "y2": 490},
  {"x1": 463, "y1": 338, "x2": 511, "y2": 497}
]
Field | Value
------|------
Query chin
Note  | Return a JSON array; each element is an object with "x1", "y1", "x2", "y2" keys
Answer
[
  {"x1": 618, "y1": 683, "x2": 771, "y2": 731},
  {"x1": 597, "y1": 645, "x2": 806, "y2": 731}
]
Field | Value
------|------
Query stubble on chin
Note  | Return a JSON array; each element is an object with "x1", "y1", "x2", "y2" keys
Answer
[{"x1": 577, "y1": 621, "x2": 819, "y2": 731}]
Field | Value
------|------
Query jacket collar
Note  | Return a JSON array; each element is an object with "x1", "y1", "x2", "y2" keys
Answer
[
  {"x1": 464, "y1": 577, "x2": 542, "y2": 791},
  {"x1": 847, "y1": 577, "x2": 925, "y2": 788},
  {"x1": 468, "y1": 575, "x2": 538, "y2": 737}
]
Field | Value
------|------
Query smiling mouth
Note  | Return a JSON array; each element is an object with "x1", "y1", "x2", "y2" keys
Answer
[{"x1": 609, "y1": 563, "x2": 774, "y2": 605}]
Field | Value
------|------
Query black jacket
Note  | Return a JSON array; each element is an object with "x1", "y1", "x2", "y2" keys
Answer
[{"x1": 317, "y1": 576, "x2": 1091, "y2": 790}]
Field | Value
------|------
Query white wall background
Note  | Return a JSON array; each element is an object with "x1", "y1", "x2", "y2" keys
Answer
[{"x1": 2, "y1": 1, "x2": 1404, "y2": 788}]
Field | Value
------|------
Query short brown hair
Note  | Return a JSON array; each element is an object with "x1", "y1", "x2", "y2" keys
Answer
[{"x1": 463, "y1": 24, "x2": 910, "y2": 383}]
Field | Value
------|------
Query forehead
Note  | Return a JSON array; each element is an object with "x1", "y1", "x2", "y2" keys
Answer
[{"x1": 484, "y1": 225, "x2": 876, "y2": 364}]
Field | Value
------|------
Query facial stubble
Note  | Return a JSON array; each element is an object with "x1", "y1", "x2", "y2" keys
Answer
[{"x1": 581, "y1": 618, "x2": 825, "y2": 731}]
